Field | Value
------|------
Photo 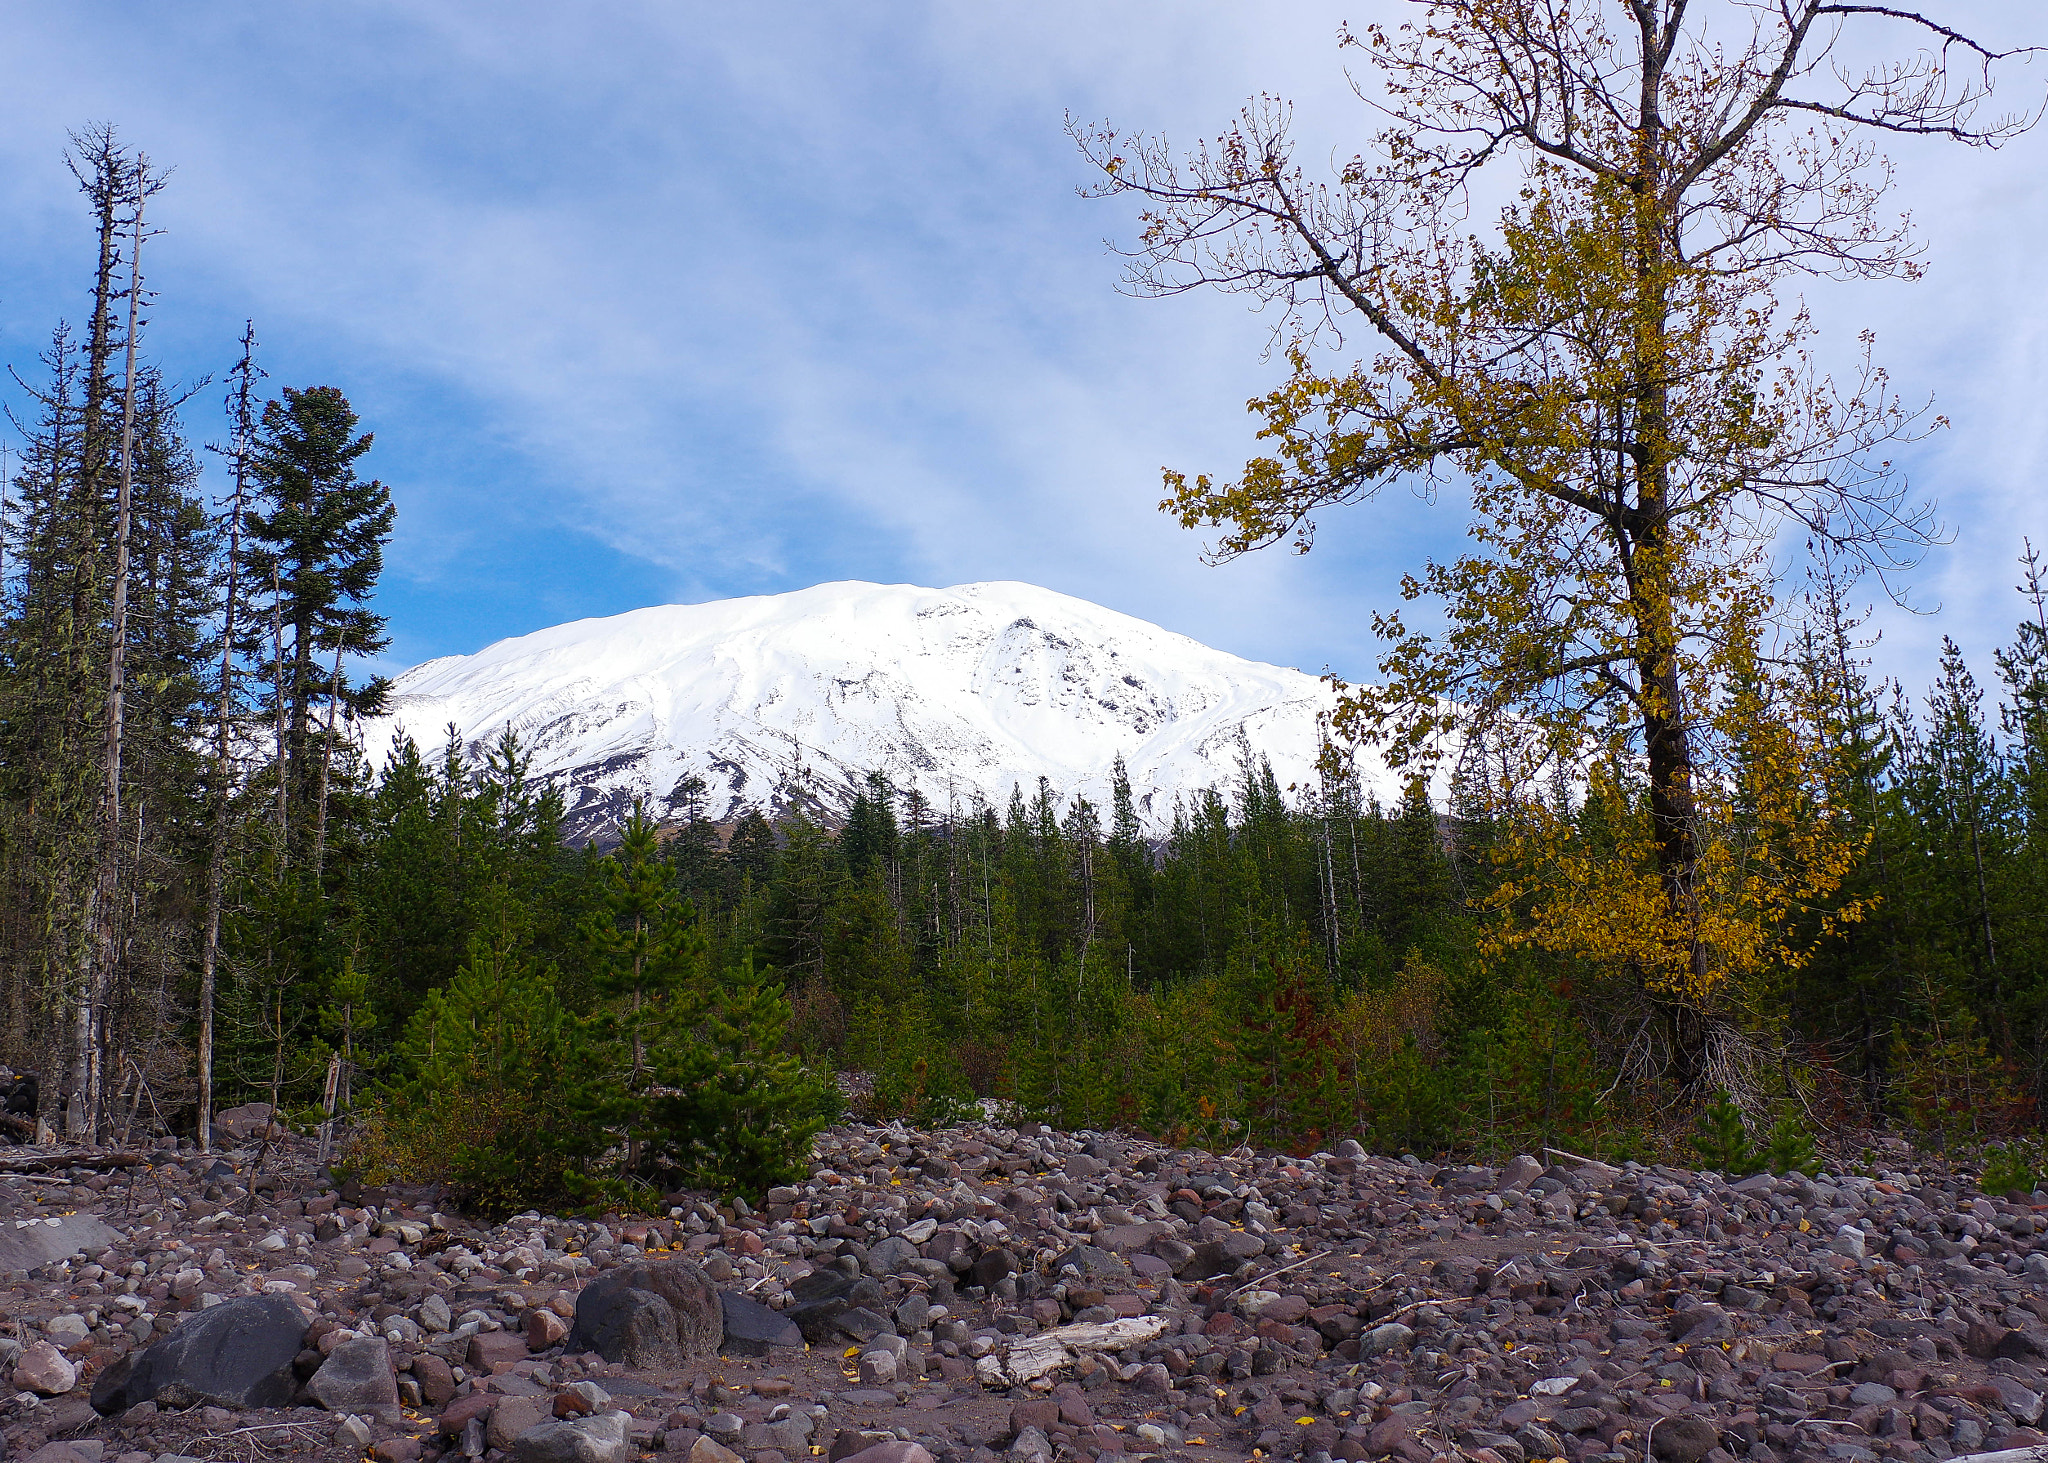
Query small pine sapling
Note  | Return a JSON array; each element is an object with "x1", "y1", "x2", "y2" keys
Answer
[
  {"x1": 1980, "y1": 1138, "x2": 2046, "y2": 1200},
  {"x1": 1693, "y1": 1090, "x2": 1759, "y2": 1176},
  {"x1": 646, "y1": 954, "x2": 838, "y2": 1201},
  {"x1": 1761, "y1": 1108, "x2": 1819, "y2": 1177}
]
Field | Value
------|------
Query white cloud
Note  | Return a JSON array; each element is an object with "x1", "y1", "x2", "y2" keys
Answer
[{"x1": 0, "y1": 0, "x2": 2037, "y2": 705}]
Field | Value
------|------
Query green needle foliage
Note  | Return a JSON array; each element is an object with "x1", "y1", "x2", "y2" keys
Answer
[
  {"x1": 1761, "y1": 1110, "x2": 1819, "y2": 1179},
  {"x1": 356, "y1": 933, "x2": 597, "y2": 1214},
  {"x1": 1693, "y1": 1091, "x2": 1760, "y2": 1177},
  {"x1": 647, "y1": 954, "x2": 838, "y2": 1198},
  {"x1": 580, "y1": 805, "x2": 712, "y2": 1177}
]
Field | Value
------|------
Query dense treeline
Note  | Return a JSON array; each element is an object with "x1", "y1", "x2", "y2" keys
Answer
[
  {"x1": 0, "y1": 132, "x2": 833, "y2": 1212},
  {"x1": 8, "y1": 129, "x2": 2048, "y2": 1212}
]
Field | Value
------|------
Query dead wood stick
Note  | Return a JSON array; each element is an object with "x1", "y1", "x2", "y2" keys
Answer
[{"x1": 0, "y1": 1150, "x2": 144, "y2": 1174}]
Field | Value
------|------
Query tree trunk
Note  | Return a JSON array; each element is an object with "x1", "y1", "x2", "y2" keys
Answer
[
  {"x1": 312, "y1": 637, "x2": 345, "y2": 880},
  {"x1": 199, "y1": 322, "x2": 257, "y2": 1154},
  {"x1": 87, "y1": 169, "x2": 146, "y2": 1142},
  {"x1": 271, "y1": 566, "x2": 288, "y2": 865}
]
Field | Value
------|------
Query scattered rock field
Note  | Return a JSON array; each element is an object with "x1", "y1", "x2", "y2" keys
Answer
[{"x1": 0, "y1": 1120, "x2": 2041, "y2": 1463}]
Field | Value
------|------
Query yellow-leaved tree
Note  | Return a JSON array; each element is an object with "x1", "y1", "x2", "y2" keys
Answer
[{"x1": 1077, "y1": 2, "x2": 2037, "y2": 1091}]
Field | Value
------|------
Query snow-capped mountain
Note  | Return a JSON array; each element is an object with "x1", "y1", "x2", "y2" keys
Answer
[{"x1": 360, "y1": 581, "x2": 1395, "y2": 842}]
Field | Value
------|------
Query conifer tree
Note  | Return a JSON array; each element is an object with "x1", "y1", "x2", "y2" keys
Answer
[
  {"x1": 581, "y1": 805, "x2": 708, "y2": 1174},
  {"x1": 240, "y1": 386, "x2": 394, "y2": 862},
  {"x1": 645, "y1": 954, "x2": 835, "y2": 1197}
]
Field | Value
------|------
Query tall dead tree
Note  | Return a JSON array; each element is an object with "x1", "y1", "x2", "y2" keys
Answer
[
  {"x1": 79, "y1": 141, "x2": 161, "y2": 1140},
  {"x1": 197, "y1": 323, "x2": 261, "y2": 1152}
]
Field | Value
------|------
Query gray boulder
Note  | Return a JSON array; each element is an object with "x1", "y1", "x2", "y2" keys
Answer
[
  {"x1": 0, "y1": 1214, "x2": 122, "y2": 1272},
  {"x1": 511, "y1": 1410, "x2": 632, "y2": 1463},
  {"x1": 568, "y1": 1259, "x2": 721, "y2": 1365},
  {"x1": 90, "y1": 1294, "x2": 308, "y2": 1414},
  {"x1": 305, "y1": 1335, "x2": 400, "y2": 1424}
]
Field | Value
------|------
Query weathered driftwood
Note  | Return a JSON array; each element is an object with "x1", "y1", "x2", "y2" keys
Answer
[
  {"x1": 0, "y1": 1150, "x2": 144, "y2": 1175},
  {"x1": 978, "y1": 1315, "x2": 1171, "y2": 1385}
]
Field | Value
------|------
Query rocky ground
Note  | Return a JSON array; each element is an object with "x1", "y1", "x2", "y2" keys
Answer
[{"x1": 0, "y1": 1113, "x2": 2040, "y2": 1463}]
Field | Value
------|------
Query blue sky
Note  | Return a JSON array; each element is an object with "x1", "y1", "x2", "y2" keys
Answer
[{"x1": 0, "y1": 2, "x2": 2042, "y2": 704}]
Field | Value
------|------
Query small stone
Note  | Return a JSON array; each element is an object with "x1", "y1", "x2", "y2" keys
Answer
[
  {"x1": 1498, "y1": 1155, "x2": 1545, "y2": 1191},
  {"x1": 413, "y1": 1354, "x2": 457, "y2": 1406},
  {"x1": 469, "y1": 1329, "x2": 530, "y2": 1373},
  {"x1": 1360, "y1": 1322, "x2": 1413, "y2": 1355},
  {"x1": 335, "y1": 1414, "x2": 375, "y2": 1450},
  {"x1": 12, "y1": 1341, "x2": 76, "y2": 1395},
  {"x1": 894, "y1": 1293, "x2": 931, "y2": 1333},
  {"x1": 438, "y1": 1392, "x2": 497, "y2": 1437},
  {"x1": 1650, "y1": 1417, "x2": 1720, "y2": 1463},
  {"x1": 489, "y1": 1395, "x2": 551, "y2": 1449},
  {"x1": 858, "y1": 1349, "x2": 899, "y2": 1384},
  {"x1": 971, "y1": 1249, "x2": 1019, "y2": 1289},
  {"x1": 525, "y1": 1307, "x2": 568, "y2": 1350},
  {"x1": 837, "y1": 1445, "x2": 936, "y2": 1463},
  {"x1": 688, "y1": 1439, "x2": 743, "y2": 1463},
  {"x1": 868, "y1": 1236, "x2": 920, "y2": 1275},
  {"x1": 420, "y1": 1294, "x2": 452, "y2": 1333}
]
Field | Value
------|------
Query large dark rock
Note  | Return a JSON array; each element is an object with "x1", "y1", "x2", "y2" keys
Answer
[
  {"x1": 578, "y1": 1288, "x2": 683, "y2": 1369},
  {"x1": 91, "y1": 1294, "x2": 308, "y2": 1414},
  {"x1": 787, "y1": 1271, "x2": 888, "y2": 1344},
  {"x1": 720, "y1": 1292, "x2": 801, "y2": 1356},
  {"x1": 969, "y1": 1248, "x2": 1019, "y2": 1288},
  {"x1": 568, "y1": 1259, "x2": 721, "y2": 1365}
]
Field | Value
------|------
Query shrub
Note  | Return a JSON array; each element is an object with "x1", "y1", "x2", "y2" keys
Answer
[
  {"x1": 349, "y1": 935, "x2": 599, "y2": 1215},
  {"x1": 1980, "y1": 1137, "x2": 2046, "y2": 1199},
  {"x1": 1693, "y1": 1090, "x2": 1759, "y2": 1176}
]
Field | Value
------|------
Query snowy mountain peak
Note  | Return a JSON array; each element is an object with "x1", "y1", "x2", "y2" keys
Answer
[{"x1": 360, "y1": 581, "x2": 1389, "y2": 841}]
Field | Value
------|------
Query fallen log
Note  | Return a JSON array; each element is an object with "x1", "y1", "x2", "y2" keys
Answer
[
  {"x1": 978, "y1": 1315, "x2": 1171, "y2": 1386},
  {"x1": 0, "y1": 1150, "x2": 145, "y2": 1175}
]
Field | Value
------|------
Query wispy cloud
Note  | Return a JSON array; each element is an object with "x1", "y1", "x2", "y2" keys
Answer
[{"x1": 0, "y1": 1, "x2": 2039, "y2": 705}]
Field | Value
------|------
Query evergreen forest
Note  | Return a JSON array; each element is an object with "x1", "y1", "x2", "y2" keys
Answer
[{"x1": 11, "y1": 130, "x2": 2048, "y2": 1215}]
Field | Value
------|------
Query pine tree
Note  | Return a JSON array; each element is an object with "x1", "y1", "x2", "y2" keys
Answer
[
  {"x1": 240, "y1": 386, "x2": 394, "y2": 863},
  {"x1": 646, "y1": 954, "x2": 835, "y2": 1198},
  {"x1": 581, "y1": 804, "x2": 709, "y2": 1175}
]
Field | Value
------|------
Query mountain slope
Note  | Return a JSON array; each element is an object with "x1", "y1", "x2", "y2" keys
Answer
[{"x1": 360, "y1": 580, "x2": 1393, "y2": 840}]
